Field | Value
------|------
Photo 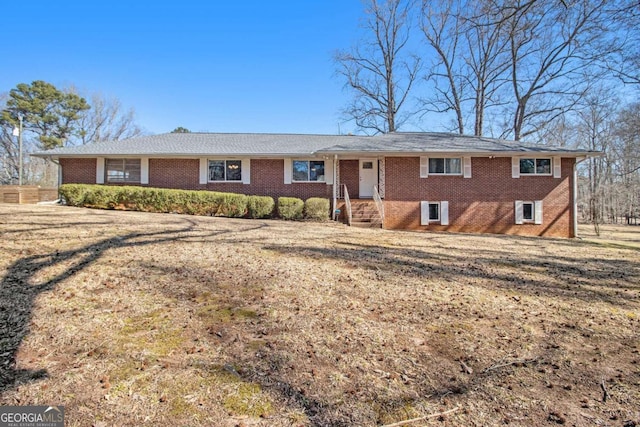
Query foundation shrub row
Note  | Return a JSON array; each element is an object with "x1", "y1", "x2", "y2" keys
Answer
[{"x1": 59, "y1": 184, "x2": 329, "y2": 221}]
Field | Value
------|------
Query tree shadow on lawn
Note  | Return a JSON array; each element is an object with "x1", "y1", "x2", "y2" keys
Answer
[
  {"x1": 0, "y1": 217, "x2": 269, "y2": 392},
  {"x1": 263, "y1": 240, "x2": 640, "y2": 307}
]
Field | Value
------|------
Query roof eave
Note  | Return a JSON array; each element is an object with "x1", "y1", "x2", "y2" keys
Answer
[{"x1": 316, "y1": 149, "x2": 602, "y2": 157}]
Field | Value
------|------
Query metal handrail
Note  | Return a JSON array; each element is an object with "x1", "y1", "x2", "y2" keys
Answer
[
  {"x1": 373, "y1": 185, "x2": 385, "y2": 224},
  {"x1": 343, "y1": 184, "x2": 352, "y2": 226}
]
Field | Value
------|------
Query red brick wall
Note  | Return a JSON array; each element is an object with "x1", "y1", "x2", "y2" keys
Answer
[
  {"x1": 339, "y1": 160, "x2": 360, "y2": 199},
  {"x1": 62, "y1": 158, "x2": 331, "y2": 201},
  {"x1": 383, "y1": 157, "x2": 575, "y2": 237},
  {"x1": 149, "y1": 159, "x2": 199, "y2": 189},
  {"x1": 224, "y1": 159, "x2": 331, "y2": 200},
  {"x1": 59, "y1": 156, "x2": 576, "y2": 237},
  {"x1": 60, "y1": 158, "x2": 96, "y2": 184}
]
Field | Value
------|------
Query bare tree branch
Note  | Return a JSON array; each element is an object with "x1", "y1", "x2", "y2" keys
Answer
[
  {"x1": 74, "y1": 93, "x2": 143, "y2": 145},
  {"x1": 335, "y1": 0, "x2": 421, "y2": 134}
]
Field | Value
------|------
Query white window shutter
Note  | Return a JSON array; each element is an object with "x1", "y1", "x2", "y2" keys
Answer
[
  {"x1": 463, "y1": 157, "x2": 472, "y2": 178},
  {"x1": 420, "y1": 201, "x2": 429, "y2": 225},
  {"x1": 242, "y1": 159, "x2": 251, "y2": 184},
  {"x1": 199, "y1": 158, "x2": 208, "y2": 184},
  {"x1": 141, "y1": 158, "x2": 149, "y2": 184},
  {"x1": 96, "y1": 158, "x2": 105, "y2": 184},
  {"x1": 512, "y1": 157, "x2": 520, "y2": 178},
  {"x1": 515, "y1": 200, "x2": 524, "y2": 224},
  {"x1": 324, "y1": 158, "x2": 334, "y2": 184},
  {"x1": 420, "y1": 156, "x2": 429, "y2": 178},
  {"x1": 534, "y1": 200, "x2": 543, "y2": 224},
  {"x1": 284, "y1": 158, "x2": 292, "y2": 184},
  {"x1": 440, "y1": 201, "x2": 449, "y2": 225},
  {"x1": 553, "y1": 156, "x2": 561, "y2": 178}
]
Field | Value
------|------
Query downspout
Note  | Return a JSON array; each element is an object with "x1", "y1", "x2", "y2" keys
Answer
[
  {"x1": 53, "y1": 157, "x2": 62, "y2": 188},
  {"x1": 573, "y1": 156, "x2": 587, "y2": 238},
  {"x1": 332, "y1": 154, "x2": 338, "y2": 220}
]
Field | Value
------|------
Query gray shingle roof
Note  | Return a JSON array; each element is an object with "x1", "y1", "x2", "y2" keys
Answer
[
  {"x1": 32, "y1": 132, "x2": 599, "y2": 158},
  {"x1": 318, "y1": 132, "x2": 593, "y2": 155}
]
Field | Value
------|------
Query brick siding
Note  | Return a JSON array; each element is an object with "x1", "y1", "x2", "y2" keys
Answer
[
  {"x1": 60, "y1": 158, "x2": 96, "y2": 184},
  {"x1": 62, "y1": 158, "x2": 331, "y2": 202},
  {"x1": 383, "y1": 157, "x2": 575, "y2": 237},
  {"x1": 59, "y1": 156, "x2": 575, "y2": 237},
  {"x1": 339, "y1": 160, "x2": 360, "y2": 199}
]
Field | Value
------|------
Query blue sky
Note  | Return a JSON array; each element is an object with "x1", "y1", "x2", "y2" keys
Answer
[{"x1": 1, "y1": 1, "x2": 385, "y2": 135}]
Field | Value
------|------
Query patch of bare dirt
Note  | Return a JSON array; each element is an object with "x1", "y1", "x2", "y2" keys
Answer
[{"x1": 0, "y1": 204, "x2": 638, "y2": 426}]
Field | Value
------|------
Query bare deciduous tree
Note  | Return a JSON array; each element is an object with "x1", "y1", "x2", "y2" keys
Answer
[
  {"x1": 420, "y1": 0, "x2": 511, "y2": 136},
  {"x1": 568, "y1": 93, "x2": 640, "y2": 230},
  {"x1": 335, "y1": 0, "x2": 421, "y2": 134},
  {"x1": 0, "y1": 124, "x2": 19, "y2": 185},
  {"x1": 501, "y1": 0, "x2": 608, "y2": 140},
  {"x1": 75, "y1": 93, "x2": 143, "y2": 145},
  {"x1": 420, "y1": 0, "x2": 466, "y2": 134},
  {"x1": 611, "y1": 103, "x2": 640, "y2": 222},
  {"x1": 603, "y1": 0, "x2": 640, "y2": 86},
  {"x1": 464, "y1": 1, "x2": 512, "y2": 136}
]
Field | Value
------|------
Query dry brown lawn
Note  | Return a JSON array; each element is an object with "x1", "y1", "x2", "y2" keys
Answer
[{"x1": 0, "y1": 204, "x2": 638, "y2": 427}]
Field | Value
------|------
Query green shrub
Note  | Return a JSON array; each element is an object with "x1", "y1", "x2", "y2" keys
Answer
[
  {"x1": 59, "y1": 185, "x2": 327, "y2": 223},
  {"x1": 216, "y1": 193, "x2": 248, "y2": 217},
  {"x1": 116, "y1": 186, "x2": 144, "y2": 210},
  {"x1": 58, "y1": 184, "x2": 252, "y2": 218},
  {"x1": 247, "y1": 195, "x2": 275, "y2": 219},
  {"x1": 59, "y1": 184, "x2": 90, "y2": 206},
  {"x1": 304, "y1": 197, "x2": 330, "y2": 221},
  {"x1": 277, "y1": 197, "x2": 304, "y2": 220},
  {"x1": 84, "y1": 185, "x2": 120, "y2": 209}
]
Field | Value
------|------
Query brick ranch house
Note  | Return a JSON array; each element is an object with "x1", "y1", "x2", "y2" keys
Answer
[{"x1": 33, "y1": 132, "x2": 600, "y2": 237}]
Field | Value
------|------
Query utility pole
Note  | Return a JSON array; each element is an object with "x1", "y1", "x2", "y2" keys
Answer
[
  {"x1": 18, "y1": 114, "x2": 23, "y2": 186},
  {"x1": 12, "y1": 115, "x2": 24, "y2": 186}
]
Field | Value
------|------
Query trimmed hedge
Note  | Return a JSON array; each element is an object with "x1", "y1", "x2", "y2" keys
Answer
[
  {"x1": 304, "y1": 197, "x2": 330, "y2": 221},
  {"x1": 59, "y1": 184, "x2": 332, "y2": 223},
  {"x1": 247, "y1": 195, "x2": 275, "y2": 219},
  {"x1": 277, "y1": 197, "x2": 304, "y2": 220},
  {"x1": 59, "y1": 184, "x2": 248, "y2": 218},
  {"x1": 59, "y1": 184, "x2": 92, "y2": 206},
  {"x1": 216, "y1": 193, "x2": 248, "y2": 217}
]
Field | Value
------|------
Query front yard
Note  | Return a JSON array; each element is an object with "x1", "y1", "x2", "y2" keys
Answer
[{"x1": 0, "y1": 204, "x2": 638, "y2": 426}]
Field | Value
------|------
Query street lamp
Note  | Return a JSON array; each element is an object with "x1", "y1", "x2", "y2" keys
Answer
[{"x1": 12, "y1": 114, "x2": 23, "y2": 186}]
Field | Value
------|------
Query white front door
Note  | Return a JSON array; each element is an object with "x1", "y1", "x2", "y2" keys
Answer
[{"x1": 359, "y1": 158, "x2": 378, "y2": 198}]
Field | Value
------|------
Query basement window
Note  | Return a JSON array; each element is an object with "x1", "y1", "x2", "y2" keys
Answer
[
  {"x1": 106, "y1": 158, "x2": 141, "y2": 183},
  {"x1": 515, "y1": 200, "x2": 543, "y2": 224},
  {"x1": 420, "y1": 201, "x2": 449, "y2": 225},
  {"x1": 429, "y1": 202, "x2": 440, "y2": 221}
]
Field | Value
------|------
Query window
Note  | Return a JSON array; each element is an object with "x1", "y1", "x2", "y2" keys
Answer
[
  {"x1": 515, "y1": 200, "x2": 543, "y2": 225},
  {"x1": 209, "y1": 160, "x2": 242, "y2": 181},
  {"x1": 523, "y1": 202, "x2": 534, "y2": 221},
  {"x1": 520, "y1": 158, "x2": 551, "y2": 175},
  {"x1": 292, "y1": 160, "x2": 325, "y2": 182},
  {"x1": 362, "y1": 161, "x2": 373, "y2": 169},
  {"x1": 429, "y1": 158, "x2": 461, "y2": 175},
  {"x1": 420, "y1": 201, "x2": 449, "y2": 225},
  {"x1": 429, "y1": 202, "x2": 440, "y2": 221},
  {"x1": 106, "y1": 158, "x2": 141, "y2": 183}
]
